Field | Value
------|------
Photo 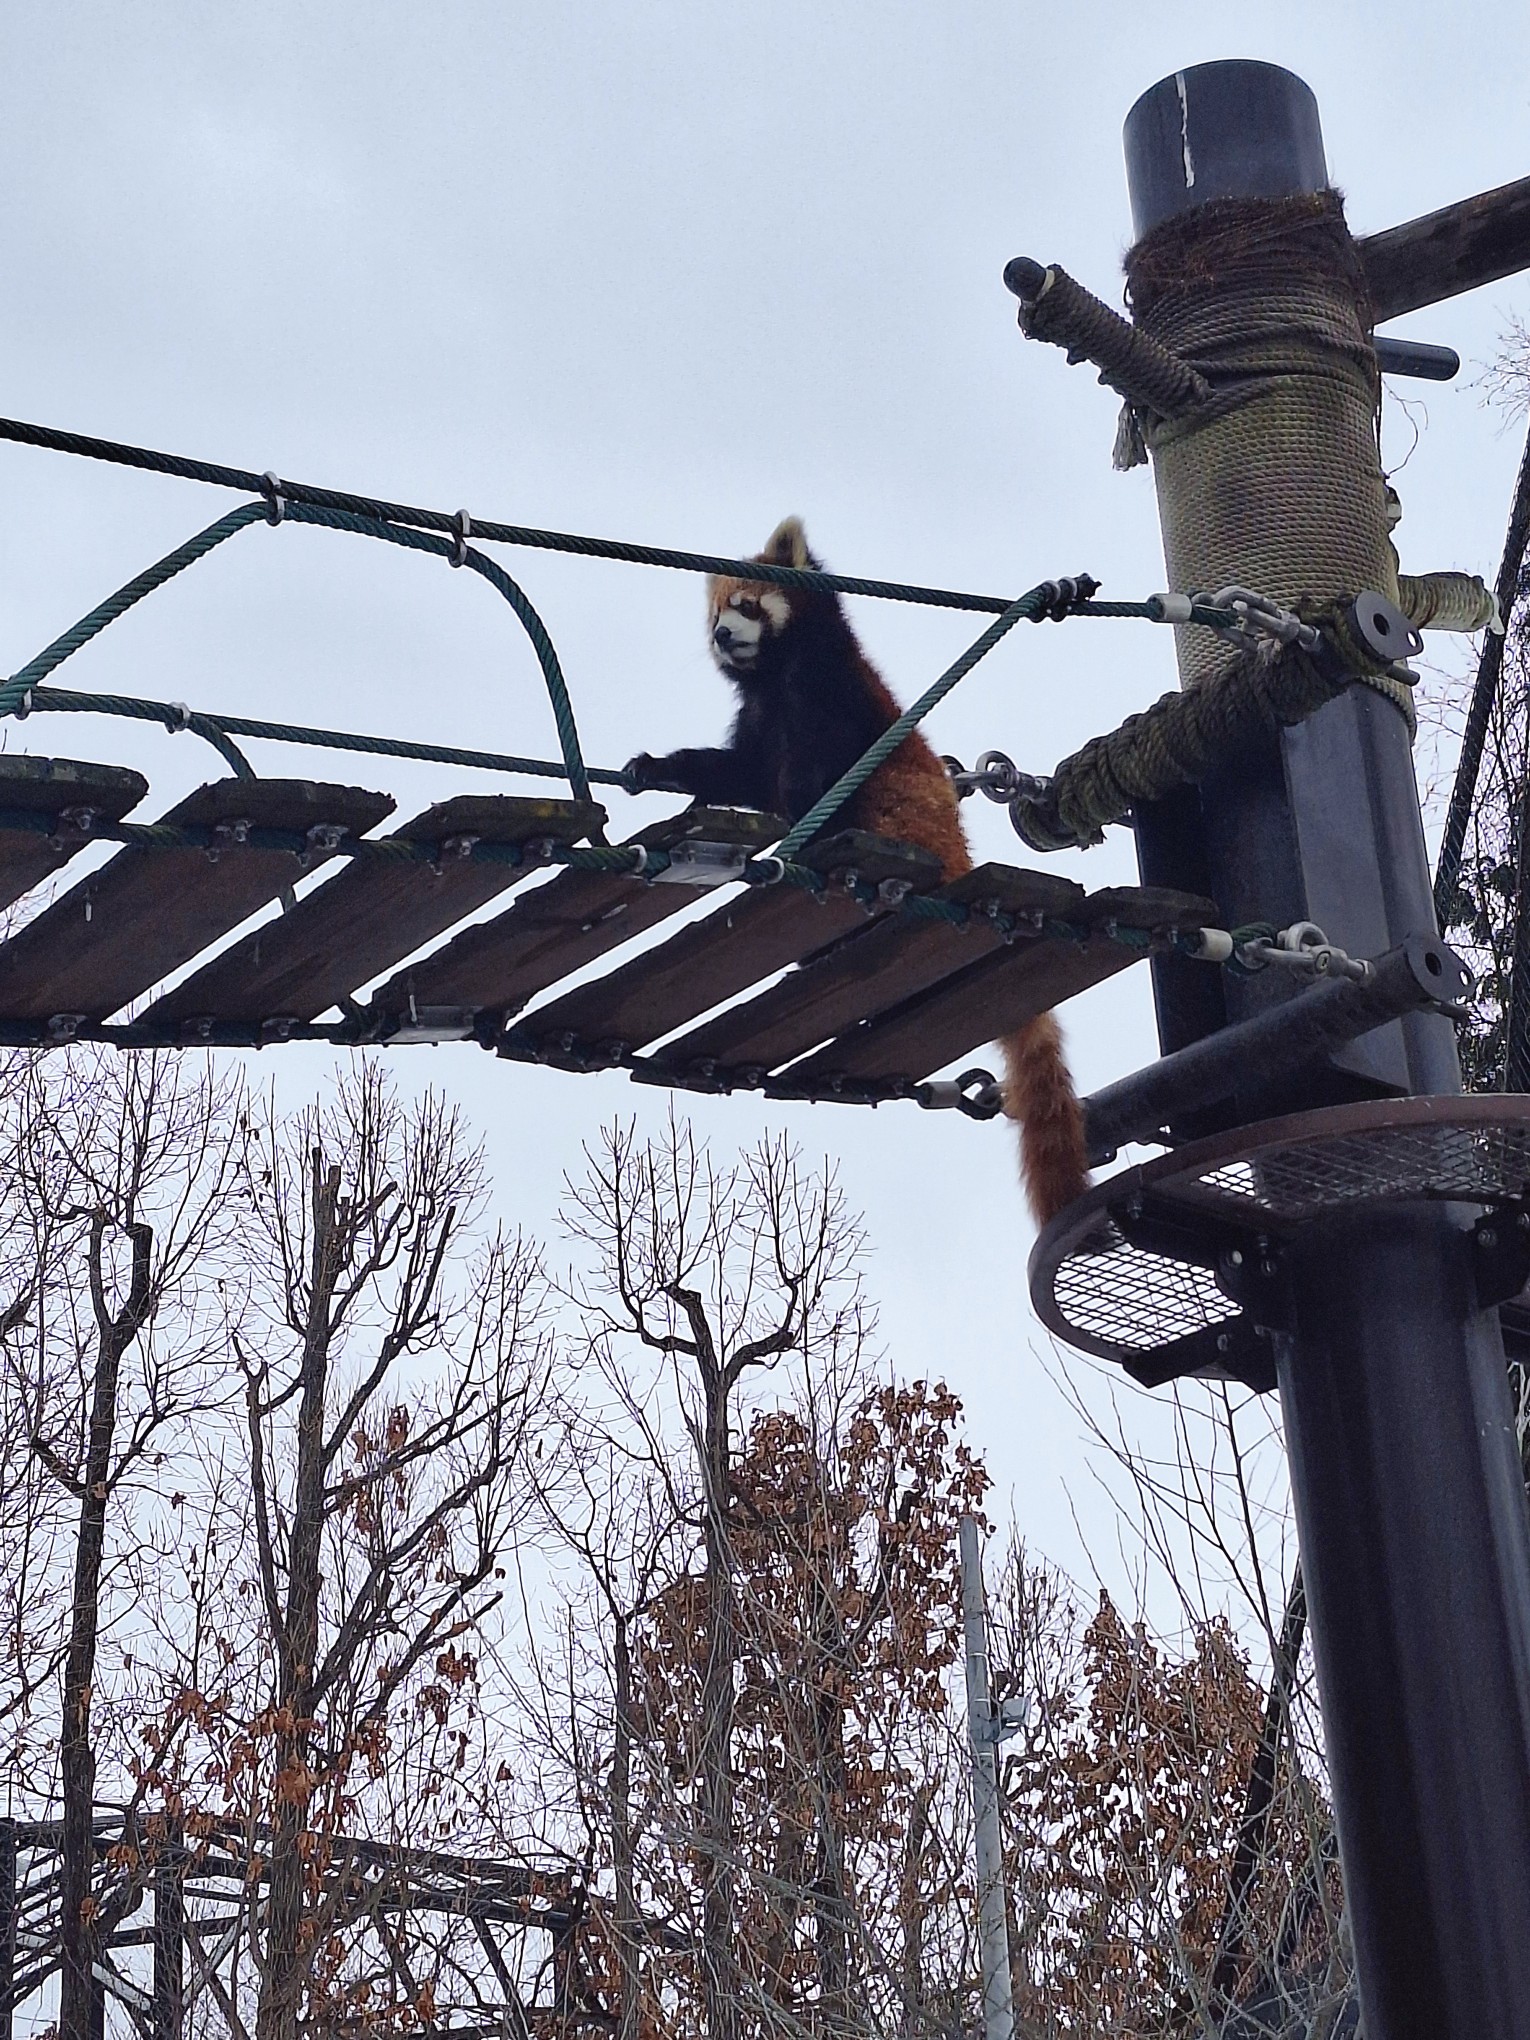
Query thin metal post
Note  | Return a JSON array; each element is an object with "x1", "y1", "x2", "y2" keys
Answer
[
  {"x1": 0, "y1": 1819, "x2": 15, "y2": 2040},
  {"x1": 958, "y1": 1515, "x2": 1015, "y2": 2040},
  {"x1": 153, "y1": 1834, "x2": 184, "y2": 2040},
  {"x1": 1120, "y1": 60, "x2": 1530, "y2": 2039}
]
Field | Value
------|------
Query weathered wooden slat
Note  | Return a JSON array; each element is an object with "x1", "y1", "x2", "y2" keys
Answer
[
  {"x1": 0, "y1": 755, "x2": 149, "y2": 913},
  {"x1": 789, "y1": 884, "x2": 1218, "y2": 1085},
  {"x1": 651, "y1": 864, "x2": 1088, "y2": 1076},
  {"x1": 514, "y1": 831, "x2": 943, "y2": 1057},
  {"x1": 0, "y1": 779, "x2": 394, "y2": 1024},
  {"x1": 140, "y1": 794, "x2": 605, "y2": 1034},
  {"x1": 368, "y1": 806, "x2": 786, "y2": 1026},
  {"x1": 1360, "y1": 174, "x2": 1530, "y2": 324}
]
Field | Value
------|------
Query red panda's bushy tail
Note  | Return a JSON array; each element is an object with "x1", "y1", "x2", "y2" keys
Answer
[{"x1": 999, "y1": 1013, "x2": 1089, "y2": 1230}]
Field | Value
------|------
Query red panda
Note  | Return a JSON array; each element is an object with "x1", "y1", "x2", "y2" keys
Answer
[{"x1": 625, "y1": 515, "x2": 1090, "y2": 1228}]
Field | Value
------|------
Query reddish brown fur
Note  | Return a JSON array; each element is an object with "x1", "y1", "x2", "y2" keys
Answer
[
  {"x1": 707, "y1": 524, "x2": 1090, "y2": 1230},
  {"x1": 848, "y1": 713, "x2": 1089, "y2": 1232}
]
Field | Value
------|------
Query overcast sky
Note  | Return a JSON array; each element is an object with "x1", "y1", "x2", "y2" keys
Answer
[{"x1": 1, "y1": 2, "x2": 1525, "y2": 1598}]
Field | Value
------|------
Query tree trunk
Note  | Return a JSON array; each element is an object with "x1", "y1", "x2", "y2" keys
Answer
[
  {"x1": 896, "y1": 1785, "x2": 932, "y2": 2040},
  {"x1": 256, "y1": 1159, "x2": 341, "y2": 2040},
  {"x1": 59, "y1": 1216, "x2": 152, "y2": 2040}
]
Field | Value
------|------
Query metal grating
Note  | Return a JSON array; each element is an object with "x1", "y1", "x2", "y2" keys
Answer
[
  {"x1": 1031, "y1": 1096, "x2": 1530, "y2": 1376},
  {"x1": 1172, "y1": 1121, "x2": 1530, "y2": 1224},
  {"x1": 1050, "y1": 1234, "x2": 1240, "y2": 1355}
]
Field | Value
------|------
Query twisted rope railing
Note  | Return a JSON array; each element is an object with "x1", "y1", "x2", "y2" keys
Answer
[{"x1": 0, "y1": 415, "x2": 1271, "y2": 863}]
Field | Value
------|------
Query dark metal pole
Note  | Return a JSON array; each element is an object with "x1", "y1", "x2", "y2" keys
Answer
[
  {"x1": 1082, "y1": 933, "x2": 1469, "y2": 1165},
  {"x1": 1122, "y1": 60, "x2": 1530, "y2": 2037},
  {"x1": 1275, "y1": 1208, "x2": 1530, "y2": 2035},
  {"x1": 0, "y1": 1820, "x2": 14, "y2": 2040},
  {"x1": 153, "y1": 1838, "x2": 184, "y2": 2040}
]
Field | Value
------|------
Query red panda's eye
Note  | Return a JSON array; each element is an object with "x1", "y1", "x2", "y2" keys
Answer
[{"x1": 738, "y1": 599, "x2": 762, "y2": 620}]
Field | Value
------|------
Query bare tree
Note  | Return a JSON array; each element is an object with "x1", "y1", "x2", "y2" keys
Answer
[
  {"x1": 527, "y1": 1120, "x2": 990, "y2": 2040},
  {"x1": 0, "y1": 1047, "x2": 242, "y2": 2040},
  {"x1": 204, "y1": 1066, "x2": 547, "y2": 2040}
]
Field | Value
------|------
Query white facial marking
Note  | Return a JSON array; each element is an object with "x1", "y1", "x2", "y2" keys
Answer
[
  {"x1": 759, "y1": 590, "x2": 790, "y2": 632},
  {"x1": 712, "y1": 595, "x2": 765, "y2": 669}
]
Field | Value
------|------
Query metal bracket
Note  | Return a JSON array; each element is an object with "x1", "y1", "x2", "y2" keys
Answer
[
  {"x1": 650, "y1": 839, "x2": 752, "y2": 887},
  {"x1": 1472, "y1": 1203, "x2": 1530, "y2": 1311},
  {"x1": 978, "y1": 1694, "x2": 1031, "y2": 1744},
  {"x1": 1215, "y1": 1238, "x2": 1297, "y2": 1336},
  {"x1": 1346, "y1": 589, "x2": 1424, "y2": 681},
  {"x1": 389, "y1": 1008, "x2": 478, "y2": 1045}
]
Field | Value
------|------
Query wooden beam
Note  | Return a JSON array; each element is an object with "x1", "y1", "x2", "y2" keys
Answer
[
  {"x1": 139, "y1": 793, "x2": 603, "y2": 1033},
  {"x1": 1359, "y1": 173, "x2": 1530, "y2": 323},
  {"x1": 367, "y1": 806, "x2": 785, "y2": 1025},
  {"x1": 649, "y1": 864, "x2": 1089, "y2": 1077},
  {"x1": 0, "y1": 778, "x2": 393, "y2": 1023},
  {"x1": 515, "y1": 831, "x2": 941, "y2": 1058},
  {"x1": 0, "y1": 755, "x2": 148, "y2": 913},
  {"x1": 789, "y1": 884, "x2": 1214, "y2": 1086}
]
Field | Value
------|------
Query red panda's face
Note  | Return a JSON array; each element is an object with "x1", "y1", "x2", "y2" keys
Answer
[
  {"x1": 706, "y1": 577, "x2": 794, "y2": 675},
  {"x1": 706, "y1": 517, "x2": 813, "y2": 678}
]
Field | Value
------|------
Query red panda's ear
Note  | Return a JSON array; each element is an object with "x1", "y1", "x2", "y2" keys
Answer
[{"x1": 759, "y1": 516, "x2": 810, "y2": 569}]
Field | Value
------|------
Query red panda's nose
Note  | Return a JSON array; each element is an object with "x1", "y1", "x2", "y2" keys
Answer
[{"x1": 712, "y1": 622, "x2": 734, "y2": 649}]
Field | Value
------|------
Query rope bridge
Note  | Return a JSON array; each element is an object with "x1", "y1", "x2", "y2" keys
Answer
[{"x1": 0, "y1": 414, "x2": 1487, "y2": 1113}]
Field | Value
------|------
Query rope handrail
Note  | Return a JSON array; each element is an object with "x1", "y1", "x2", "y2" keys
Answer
[
  {"x1": 0, "y1": 498, "x2": 600, "y2": 817},
  {"x1": 0, "y1": 412, "x2": 1250, "y2": 858},
  {"x1": 0, "y1": 413, "x2": 1025, "y2": 615},
  {"x1": 19, "y1": 685, "x2": 633, "y2": 789}
]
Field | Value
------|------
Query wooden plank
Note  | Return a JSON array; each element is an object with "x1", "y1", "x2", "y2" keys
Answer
[
  {"x1": 0, "y1": 755, "x2": 149, "y2": 912},
  {"x1": 650, "y1": 864, "x2": 1089, "y2": 1076},
  {"x1": 140, "y1": 793, "x2": 604, "y2": 1033},
  {"x1": 790, "y1": 883, "x2": 1218, "y2": 1085},
  {"x1": 367, "y1": 806, "x2": 787, "y2": 1026},
  {"x1": 513, "y1": 832, "x2": 944, "y2": 1057},
  {"x1": 0, "y1": 778, "x2": 394, "y2": 1024},
  {"x1": 1359, "y1": 174, "x2": 1530, "y2": 323}
]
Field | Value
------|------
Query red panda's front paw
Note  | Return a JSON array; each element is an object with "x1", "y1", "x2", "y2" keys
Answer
[{"x1": 622, "y1": 752, "x2": 663, "y2": 791}]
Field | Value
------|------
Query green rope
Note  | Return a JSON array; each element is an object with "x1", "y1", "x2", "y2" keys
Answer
[
  {"x1": 21, "y1": 685, "x2": 631, "y2": 789},
  {"x1": 774, "y1": 593, "x2": 1045, "y2": 858},
  {"x1": 0, "y1": 504, "x2": 268, "y2": 714},
  {"x1": 1010, "y1": 623, "x2": 1389, "y2": 852},
  {"x1": 0, "y1": 497, "x2": 599, "y2": 817},
  {"x1": 278, "y1": 502, "x2": 595, "y2": 811}
]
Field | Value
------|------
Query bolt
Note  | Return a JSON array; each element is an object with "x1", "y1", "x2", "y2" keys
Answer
[
  {"x1": 1518, "y1": 1212, "x2": 1530, "y2": 1233},
  {"x1": 1227, "y1": 1248, "x2": 1244, "y2": 1267},
  {"x1": 1216, "y1": 1332, "x2": 1231, "y2": 1354},
  {"x1": 1480, "y1": 1229, "x2": 1499, "y2": 1250}
]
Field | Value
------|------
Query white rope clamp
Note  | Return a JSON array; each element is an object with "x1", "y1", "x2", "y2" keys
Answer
[
  {"x1": 450, "y1": 509, "x2": 472, "y2": 568},
  {"x1": 260, "y1": 471, "x2": 287, "y2": 526}
]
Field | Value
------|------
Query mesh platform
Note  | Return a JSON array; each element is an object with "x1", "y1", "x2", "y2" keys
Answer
[{"x1": 1030, "y1": 1095, "x2": 1530, "y2": 1387}]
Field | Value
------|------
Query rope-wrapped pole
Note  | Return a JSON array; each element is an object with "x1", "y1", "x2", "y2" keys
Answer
[{"x1": 1090, "y1": 61, "x2": 1530, "y2": 2040}]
